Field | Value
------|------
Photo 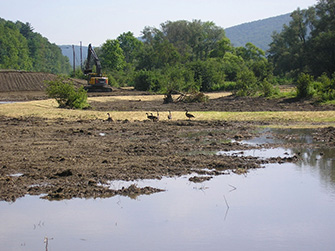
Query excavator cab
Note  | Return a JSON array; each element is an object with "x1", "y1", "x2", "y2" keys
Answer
[{"x1": 87, "y1": 73, "x2": 108, "y2": 86}]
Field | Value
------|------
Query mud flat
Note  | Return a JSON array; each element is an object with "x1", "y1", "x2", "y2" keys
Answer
[{"x1": 1, "y1": 86, "x2": 335, "y2": 201}]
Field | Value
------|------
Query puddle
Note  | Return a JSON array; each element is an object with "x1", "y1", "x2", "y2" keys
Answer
[
  {"x1": 8, "y1": 173, "x2": 24, "y2": 177},
  {"x1": 1, "y1": 129, "x2": 335, "y2": 250},
  {"x1": 217, "y1": 147, "x2": 294, "y2": 159},
  {"x1": 0, "y1": 101, "x2": 18, "y2": 104}
]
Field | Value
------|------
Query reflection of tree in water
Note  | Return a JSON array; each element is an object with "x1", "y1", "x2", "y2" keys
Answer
[{"x1": 292, "y1": 147, "x2": 335, "y2": 191}]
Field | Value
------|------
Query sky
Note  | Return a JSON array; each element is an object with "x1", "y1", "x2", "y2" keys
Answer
[{"x1": 1, "y1": 0, "x2": 317, "y2": 47}]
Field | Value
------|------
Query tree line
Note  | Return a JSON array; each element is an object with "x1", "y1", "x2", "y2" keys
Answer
[
  {"x1": 0, "y1": 18, "x2": 71, "y2": 74},
  {"x1": 92, "y1": 0, "x2": 334, "y2": 101},
  {"x1": 2, "y1": 0, "x2": 335, "y2": 102},
  {"x1": 269, "y1": 0, "x2": 335, "y2": 78},
  {"x1": 268, "y1": 0, "x2": 335, "y2": 100},
  {"x1": 93, "y1": 20, "x2": 273, "y2": 97}
]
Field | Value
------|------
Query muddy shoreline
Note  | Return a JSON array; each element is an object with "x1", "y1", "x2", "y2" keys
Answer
[{"x1": 1, "y1": 90, "x2": 335, "y2": 202}]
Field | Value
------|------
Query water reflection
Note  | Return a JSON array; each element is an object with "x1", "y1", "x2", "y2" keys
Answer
[
  {"x1": 292, "y1": 147, "x2": 335, "y2": 194},
  {"x1": 1, "y1": 129, "x2": 335, "y2": 250}
]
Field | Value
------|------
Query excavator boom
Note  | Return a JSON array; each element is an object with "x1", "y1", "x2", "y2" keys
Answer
[{"x1": 83, "y1": 44, "x2": 112, "y2": 92}]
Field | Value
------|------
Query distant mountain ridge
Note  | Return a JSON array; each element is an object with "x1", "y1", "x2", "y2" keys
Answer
[{"x1": 225, "y1": 13, "x2": 292, "y2": 52}]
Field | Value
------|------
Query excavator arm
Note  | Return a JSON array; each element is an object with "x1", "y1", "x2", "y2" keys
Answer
[
  {"x1": 84, "y1": 44, "x2": 102, "y2": 76},
  {"x1": 83, "y1": 44, "x2": 111, "y2": 92}
]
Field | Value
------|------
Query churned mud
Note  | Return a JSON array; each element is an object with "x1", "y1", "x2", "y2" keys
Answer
[
  {"x1": 1, "y1": 85, "x2": 335, "y2": 201},
  {"x1": 0, "y1": 116, "x2": 262, "y2": 201}
]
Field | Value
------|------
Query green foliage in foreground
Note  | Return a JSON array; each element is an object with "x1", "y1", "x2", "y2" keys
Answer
[
  {"x1": 294, "y1": 73, "x2": 335, "y2": 102},
  {"x1": 45, "y1": 76, "x2": 89, "y2": 109}
]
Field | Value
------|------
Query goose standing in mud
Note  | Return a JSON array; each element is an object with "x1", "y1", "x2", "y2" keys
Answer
[
  {"x1": 146, "y1": 112, "x2": 158, "y2": 122},
  {"x1": 185, "y1": 110, "x2": 195, "y2": 120},
  {"x1": 168, "y1": 110, "x2": 172, "y2": 120},
  {"x1": 106, "y1": 113, "x2": 113, "y2": 122},
  {"x1": 146, "y1": 112, "x2": 154, "y2": 121},
  {"x1": 155, "y1": 110, "x2": 160, "y2": 121}
]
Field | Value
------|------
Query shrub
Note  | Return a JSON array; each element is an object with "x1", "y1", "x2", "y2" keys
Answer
[
  {"x1": 317, "y1": 73, "x2": 335, "y2": 101},
  {"x1": 235, "y1": 69, "x2": 258, "y2": 96},
  {"x1": 180, "y1": 91, "x2": 209, "y2": 103},
  {"x1": 260, "y1": 79, "x2": 279, "y2": 97},
  {"x1": 160, "y1": 64, "x2": 199, "y2": 94},
  {"x1": 134, "y1": 70, "x2": 162, "y2": 91},
  {"x1": 296, "y1": 73, "x2": 315, "y2": 99},
  {"x1": 187, "y1": 59, "x2": 225, "y2": 92},
  {"x1": 45, "y1": 76, "x2": 89, "y2": 109},
  {"x1": 211, "y1": 81, "x2": 237, "y2": 91}
]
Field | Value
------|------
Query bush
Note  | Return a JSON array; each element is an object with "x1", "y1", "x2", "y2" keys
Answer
[
  {"x1": 235, "y1": 69, "x2": 258, "y2": 96},
  {"x1": 45, "y1": 76, "x2": 89, "y2": 109},
  {"x1": 70, "y1": 68, "x2": 85, "y2": 79},
  {"x1": 134, "y1": 70, "x2": 162, "y2": 91},
  {"x1": 161, "y1": 64, "x2": 199, "y2": 93},
  {"x1": 317, "y1": 73, "x2": 335, "y2": 101},
  {"x1": 211, "y1": 81, "x2": 237, "y2": 91},
  {"x1": 179, "y1": 91, "x2": 209, "y2": 103},
  {"x1": 260, "y1": 79, "x2": 279, "y2": 97},
  {"x1": 296, "y1": 73, "x2": 315, "y2": 99},
  {"x1": 187, "y1": 59, "x2": 225, "y2": 92}
]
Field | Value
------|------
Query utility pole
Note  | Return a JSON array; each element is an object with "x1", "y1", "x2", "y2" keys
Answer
[
  {"x1": 80, "y1": 41, "x2": 83, "y2": 70},
  {"x1": 72, "y1": 45, "x2": 75, "y2": 75}
]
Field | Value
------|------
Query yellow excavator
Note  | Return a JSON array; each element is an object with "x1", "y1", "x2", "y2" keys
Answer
[{"x1": 83, "y1": 44, "x2": 112, "y2": 92}]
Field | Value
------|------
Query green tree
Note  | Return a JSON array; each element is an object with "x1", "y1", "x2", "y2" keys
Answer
[
  {"x1": 187, "y1": 59, "x2": 225, "y2": 91},
  {"x1": 221, "y1": 52, "x2": 245, "y2": 81},
  {"x1": 308, "y1": 0, "x2": 335, "y2": 76},
  {"x1": 296, "y1": 73, "x2": 315, "y2": 98},
  {"x1": 136, "y1": 39, "x2": 180, "y2": 70},
  {"x1": 16, "y1": 20, "x2": 71, "y2": 74},
  {"x1": 317, "y1": 73, "x2": 335, "y2": 101},
  {"x1": 269, "y1": 1, "x2": 335, "y2": 78},
  {"x1": 236, "y1": 42, "x2": 265, "y2": 61},
  {"x1": 117, "y1": 32, "x2": 143, "y2": 64},
  {"x1": 235, "y1": 68, "x2": 258, "y2": 96},
  {"x1": 133, "y1": 69, "x2": 162, "y2": 91},
  {"x1": 268, "y1": 8, "x2": 310, "y2": 77},
  {"x1": 143, "y1": 20, "x2": 226, "y2": 61},
  {"x1": 100, "y1": 39, "x2": 126, "y2": 71},
  {"x1": 162, "y1": 64, "x2": 197, "y2": 93},
  {"x1": 209, "y1": 37, "x2": 234, "y2": 58},
  {"x1": 0, "y1": 19, "x2": 32, "y2": 70}
]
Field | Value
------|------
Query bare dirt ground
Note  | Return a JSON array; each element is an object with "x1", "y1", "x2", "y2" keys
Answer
[{"x1": 1, "y1": 71, "x2": 335, "y2": 202}]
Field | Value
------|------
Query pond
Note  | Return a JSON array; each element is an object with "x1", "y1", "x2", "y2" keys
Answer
[{"x1": 1, "y1": 129, "x2": 335, "y2": 250}]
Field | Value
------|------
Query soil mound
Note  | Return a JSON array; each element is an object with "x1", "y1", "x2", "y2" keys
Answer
[
  {"x1": 0, "y1": 70, "x2": 58, "y2": 92},
  {"x1": 0, "y1": 70, "x2": 86, "y2": 93}
]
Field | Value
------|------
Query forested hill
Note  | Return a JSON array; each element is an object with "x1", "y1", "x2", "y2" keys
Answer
[
  {"x1": 225, "y1": 13, "x2": 292, "y2": 52},
  {"x1": 0, "y1": 18, "x2": 71, "y2": 74}
]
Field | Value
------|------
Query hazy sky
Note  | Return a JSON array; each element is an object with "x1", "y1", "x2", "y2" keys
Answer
[{"x1": 1, "y1": 0, "x2": 317, "y2": 46}]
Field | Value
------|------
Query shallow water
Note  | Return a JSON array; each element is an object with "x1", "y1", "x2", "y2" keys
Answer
[
  {"x1": 0, "y1": 101, "x2": 17, "y2": 104},
  {"x1": 1, "y1": 131, "x2": 335, "y2": 250}
]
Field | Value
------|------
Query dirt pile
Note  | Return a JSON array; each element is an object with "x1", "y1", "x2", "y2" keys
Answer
[
  {"x1": 0, "y1": 70, "x2": 58, "y2": 92},
  {"x1": 0, "y1": 71, "x2": 87, "y2": 101}
]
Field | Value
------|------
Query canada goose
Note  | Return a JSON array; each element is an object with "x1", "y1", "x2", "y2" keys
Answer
[
  {"x1": 106, "y1": 113, "x2": 113, "y2": 122},
  {"x1": 168, "y1": 110, "x2": 172, "y2": 120},
  {"x1": 155, "y1": 110, "x2": 160, "y2": 121},
  {"x1": 185, "y1": 110, "x2": 195, "y2": 120},
  {"x1": 146, "y1": 112, "x2": 158, "y2": 122}
]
